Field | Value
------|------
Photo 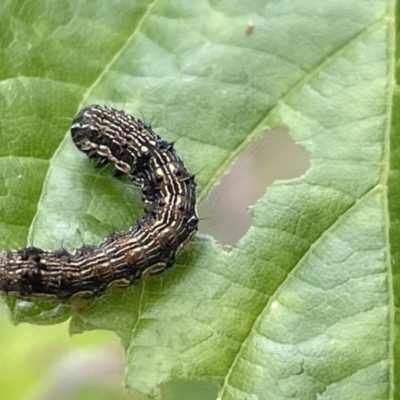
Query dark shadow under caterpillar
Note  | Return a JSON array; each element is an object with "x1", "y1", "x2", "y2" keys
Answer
[{"x1": 0, "y1": 105, "x2": 198, "y2": 299}]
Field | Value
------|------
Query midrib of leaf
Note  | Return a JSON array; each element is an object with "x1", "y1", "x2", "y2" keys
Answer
[
  {"x1": 385, "y1": 2, "x2": 396, "y2": 400},
  {"x1": 26, "y1": 0, "x2": 160, "y2": 243}
]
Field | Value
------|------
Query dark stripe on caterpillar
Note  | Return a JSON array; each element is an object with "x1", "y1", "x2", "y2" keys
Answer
[{"x1": 0, "y1": 105, "x2": 198, "y2": 300}]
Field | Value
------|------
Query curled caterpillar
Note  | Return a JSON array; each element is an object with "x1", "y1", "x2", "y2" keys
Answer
[{"x1": 0, "y1": 105, "x2": 198, "y2": 299}]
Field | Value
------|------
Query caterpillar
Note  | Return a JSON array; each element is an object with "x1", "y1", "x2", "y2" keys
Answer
[{"x1": 0, "y1": 105, "x2": 198, "y2": 300}]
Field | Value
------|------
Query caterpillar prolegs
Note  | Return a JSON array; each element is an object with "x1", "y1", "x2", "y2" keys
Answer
[{"x1": 0, "y1": 105, "x2": 198, "y2": 300}]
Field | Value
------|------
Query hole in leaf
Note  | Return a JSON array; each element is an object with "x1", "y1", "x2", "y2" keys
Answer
[{"x1": 198, "y1": 127, "x2": 310, "y2": 245}]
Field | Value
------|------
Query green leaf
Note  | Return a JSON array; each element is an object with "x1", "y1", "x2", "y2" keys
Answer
[{"x1": 0, "y1": 0, "x2": 395, "y2": 399}]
